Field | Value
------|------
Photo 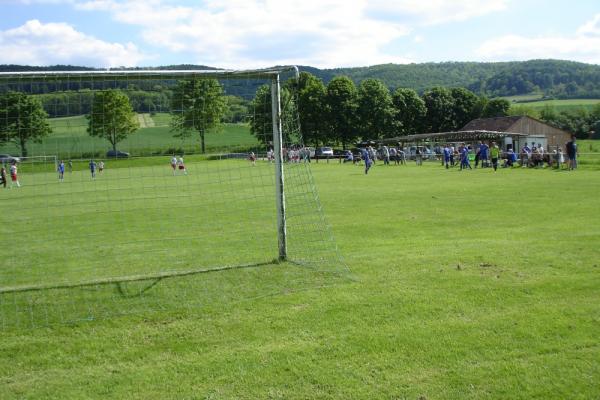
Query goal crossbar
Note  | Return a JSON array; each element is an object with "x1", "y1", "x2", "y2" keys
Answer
[{"x1": 0, "y1": 66, "x2": 300, "y2": 82}]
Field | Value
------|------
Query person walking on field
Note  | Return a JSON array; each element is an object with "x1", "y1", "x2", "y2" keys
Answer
[
  {"x1": 177, "y1": 157, "x2": 187, "y2": 174},
  {"x1": 89, "y1": 159, "x2": 97, "y2": 179},
  {"x1": 57, "y1": 160, "x2": 65, "y2": 181},
  {"x1": 566, "y1": 135, "x2": 578, "y2": 170},
  {"x1": 443, "y1": 145, "x2": 451, "y2": 169},
  {"x1": 490, "y1": 142, "x2": 500, "y2": 171},
  {"x1": 361, "y1": 147, "x2": 372, "y2": 175},
  {"x1": 382, "y1": 145, "x2": 390, "y2": 165},
  {"x1": 170, "y1": 156, "x2": 177, "y2": 175},
  {"x1": 460, "y1": 145, "x2": 471, "y2": 170},
  {"x1": 98, "y1": 161, "x2": 105, "y2": 174},
  {"x1": 9, "y1": 162, "x2": 20, "y2": 187},
  {"x1": 0, "y1": 166, "x2": 7, "y2": 188}
]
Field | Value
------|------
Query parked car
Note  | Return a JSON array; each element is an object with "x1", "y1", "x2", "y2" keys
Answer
[
  {"x1": 106, "y1": 150, "x2": 130, "y2": 158},
  {"x1": 315, "y1": 146, "x2": 334, "y2": 157},
  {"x1": 0, "y1": 154, "x2": 20, "y2": 164}
]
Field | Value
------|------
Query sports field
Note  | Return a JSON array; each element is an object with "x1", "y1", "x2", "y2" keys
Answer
[{"x1": 1, "y1": 158, "x2": 599, "y2": 399}]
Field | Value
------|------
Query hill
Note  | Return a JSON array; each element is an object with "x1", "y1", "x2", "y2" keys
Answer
[{"x1": 2, "y1": 60, "x2": 600, "y2": 98}]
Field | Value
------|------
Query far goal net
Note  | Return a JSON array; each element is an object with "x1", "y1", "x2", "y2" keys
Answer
[{"x1": 0, "y1": 68, "x2": 346, "y2": 329}]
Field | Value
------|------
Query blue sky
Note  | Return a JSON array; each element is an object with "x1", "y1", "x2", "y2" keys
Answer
[{"x1": 1, "y1": 0, "x2": 599, "y2": 68}]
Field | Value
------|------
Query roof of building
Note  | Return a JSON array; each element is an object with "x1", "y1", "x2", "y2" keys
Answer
[
  {"x1": 382, "y1": 130, "x2": 526, "y2": 144},
  {"x1": 381, "y1": 115, "x2": 570, "y2": 144},
  {"x1": 461, "y1": 116, "x2": 524, "y2": 132}
]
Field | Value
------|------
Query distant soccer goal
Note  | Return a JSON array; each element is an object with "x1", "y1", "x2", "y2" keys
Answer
[{"x1": 0, "y1": 68, "x2": 346, "y2": 329}]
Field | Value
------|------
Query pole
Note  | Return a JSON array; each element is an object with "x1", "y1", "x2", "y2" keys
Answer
[{"x1": 271, "y1": 74, "x2": 287, "y2": 261}]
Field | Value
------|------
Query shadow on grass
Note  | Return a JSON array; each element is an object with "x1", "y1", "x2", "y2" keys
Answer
[{"x1": 0, "y1": 260, "x2": 351, "y2": 331}]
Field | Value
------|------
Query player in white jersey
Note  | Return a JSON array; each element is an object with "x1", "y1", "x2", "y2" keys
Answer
[
  {"x1": 177, "y1": 157, "x2": 187, "y2": 175},
  {"x1": 10, "y1": 163, "x2": 20, "y2": 188},
  {"x1": 170, "y1": 156, "x2": 178, "y2": 175}
]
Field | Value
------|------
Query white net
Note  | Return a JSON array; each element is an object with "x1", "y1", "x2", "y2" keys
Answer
[{"x1": 0, "y1": 68, "x2": 346, "y2": 329}]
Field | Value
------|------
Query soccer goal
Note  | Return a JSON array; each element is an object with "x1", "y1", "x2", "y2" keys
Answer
[{"x1": 0, "y1": 68, "x2": 345, "y2": 329}]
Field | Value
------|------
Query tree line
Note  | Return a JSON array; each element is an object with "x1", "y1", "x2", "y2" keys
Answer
[
  {"x1": 248, "y1": 72, "x2": 511, "y2": 149},
  {"x1": 2, "y1": 72, "x2": 598, "y2": 158}
]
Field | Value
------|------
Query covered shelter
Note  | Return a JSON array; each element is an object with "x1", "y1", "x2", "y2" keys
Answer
[
  {"x1": 382, "y1": 116, "x2": 571, "y2": 153},
  {"x1": 460, "y1": 116, "x2": 572, "y2": 151},
  {"x1": 381, "y1": 130, "x2": 527, "y2": 158}
]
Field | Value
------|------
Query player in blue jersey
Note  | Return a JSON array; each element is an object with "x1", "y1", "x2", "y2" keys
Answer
[
  {"x1": 360, "y1": 147, "x2": 372, "y2": 175},
  {"x1": 460, "y1": 145, "x2": 471, "y2": 170},
  {"x1": 57, "y1": 160, "x2": 65, "y2": 181},
  {"x1": 443, "y1": 145, "x2": 451, "y2": 169},
  {"x1": 89, "y1": 159, "x2": 97, "y2": 179}
]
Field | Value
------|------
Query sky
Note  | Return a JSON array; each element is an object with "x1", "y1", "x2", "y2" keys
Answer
[{"x1": 1, "y1": 0, "x2": 600, "y2": 69}]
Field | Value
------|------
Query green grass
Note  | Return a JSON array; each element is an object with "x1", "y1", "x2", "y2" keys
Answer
[
  {"x1": 502, "y1": 94, "x2": 545, "y2": 102},
  {"x1": 0, "y1": 113, "x2": 260, "y2": 159},
  {"x1": 1, "y1": 160, "x2": 599, "y2": 399},
  {"x1": 509, "y1": 98, "x2": 600, "y2": 113}
]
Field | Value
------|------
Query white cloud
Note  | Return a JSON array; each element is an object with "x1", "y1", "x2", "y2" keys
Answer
[
  {"x1": 577, "y1": 13, "x2": 600, "y2": 37},
  {"x1": 67, "y1": 0, "x2": 505, "y2": 68},
  {"x1": 477, "y1": 15, "x2": 600, "y2": 64},
  {"x1": 366, "y1": 0, "x2": 508, "y2": 25},
  {"x1": 11, "y1": 0, "x2": 511, "y2": 68},
  {"x1": 0, "y1": 19, "x2": 148, "y2": 67}
]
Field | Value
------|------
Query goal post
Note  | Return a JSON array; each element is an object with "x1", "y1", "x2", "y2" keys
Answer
[
  {"x1": 0, "y1": 67, "x2": 345, "y2": 329},
  {"x1": 271, "y1": 73, "x2": 287, "y2": 261}
]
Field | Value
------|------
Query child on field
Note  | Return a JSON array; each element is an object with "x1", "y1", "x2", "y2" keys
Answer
[
  {"x1": 58, "y1": 160, "x2": 65, "y2": 181},
  {"x1": 177, "y1": 157, "x2": 187, "y2": 175},
  {"x1": 10, "y1": 162, "x2": 20, "y2": 187},
  {"x1": 89, "y1": 160, "x2": 97, "y2": 179},
  {"x1": 170, "y1": 156, "x2": 178, "y2": 174}
]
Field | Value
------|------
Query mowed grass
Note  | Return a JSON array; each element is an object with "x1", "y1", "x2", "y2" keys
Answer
[
  {"x1": 0, "y1": 113, "x2": 260, "y2": 159},
  {"x1": 1, "y1": 160, "x2": 600, "y2": 399},
  {"x1": 509, "y1": 98, "x2": 600, "y2": 113}
]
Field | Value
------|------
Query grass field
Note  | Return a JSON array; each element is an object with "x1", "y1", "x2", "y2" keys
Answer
[
  {"x1": 1, "y1": 159, "x2": 600, "y2": 398},
  {"x1": 509, "y1": 98, "x2": 600, "y2": 113},
  {"x1": 0, "y1": 113, "x2": 260, "y2": 159}
]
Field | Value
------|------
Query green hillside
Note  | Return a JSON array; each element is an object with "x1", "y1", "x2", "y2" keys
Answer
[
  {"x1": 0, "y1": 113, "x2": 259, "y2": 159},
  {"x1": 4, "y1": 59, "x2": 600, "y2": 98}
]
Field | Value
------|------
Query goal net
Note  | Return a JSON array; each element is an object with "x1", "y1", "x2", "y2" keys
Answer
[{"x1": 0, "y1": 68, "x2": 346, "y2": 329}]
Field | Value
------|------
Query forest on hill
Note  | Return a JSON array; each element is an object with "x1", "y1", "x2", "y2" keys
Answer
[
  {"x1": 304, "y1": 60, "x2": 600, "y2": 99},
  {"x1": 2, "y1": 59, "x2": 600, "y2": 99}
]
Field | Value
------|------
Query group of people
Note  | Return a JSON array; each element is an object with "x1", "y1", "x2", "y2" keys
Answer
[
  {"x1": 516, "y1": 136, "x2": 578, "y2": 170},
  {"x1": 345, "y1": 146, "x2": 407, "y2": 167},
  {"x1": 87, "y1": 160, "x2": 105, "y2": 179},
  {"x1": 170, "y1": 156, "x2": 187, "y2": 175},
  {"x1": 0, "y1": 161, "x2": 20, "y2": 188},
  {"x1": 439, "y1": 141, "x2": 502, "y2": 171}
]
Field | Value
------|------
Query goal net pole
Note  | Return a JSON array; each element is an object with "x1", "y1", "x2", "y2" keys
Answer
[{"x1": 271, "y1": 74, "x2": 287, "y2": 261}]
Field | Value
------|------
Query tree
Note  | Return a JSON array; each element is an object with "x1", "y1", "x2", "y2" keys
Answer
[
  {"x1": 248, "y1": 84, "x2": 295, "y2": 146},
  {"x1": 482, "y1": 98, "x2": 511, "y2": 118},
  {"x1": 296, "y1": 72, "x2": 328, "y2": 147},
  {"x1": 326, "y1": 76, "x2": 358, "y2": 149},
  {"x1": 0, "y1": 91, "x2": 51, "y2": 157},
  {"x1": 392, "y1": 88, "x2": 426, "y2": 135},
  {"x1": 170, "y1": 79, "x2": 226, "y2": 153},
  {"x1": 421, "y1": 87, "x2": 455, "y2": 133},
  {"x1": 87, "y1": 90, "x2": 139, "y2": 153},
  {"x1": 356, "y1": 79, "x2": 396, "y2": 139},
  {"x1": 449, "y1": 87, "x2": 481, "y2": 129}
]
